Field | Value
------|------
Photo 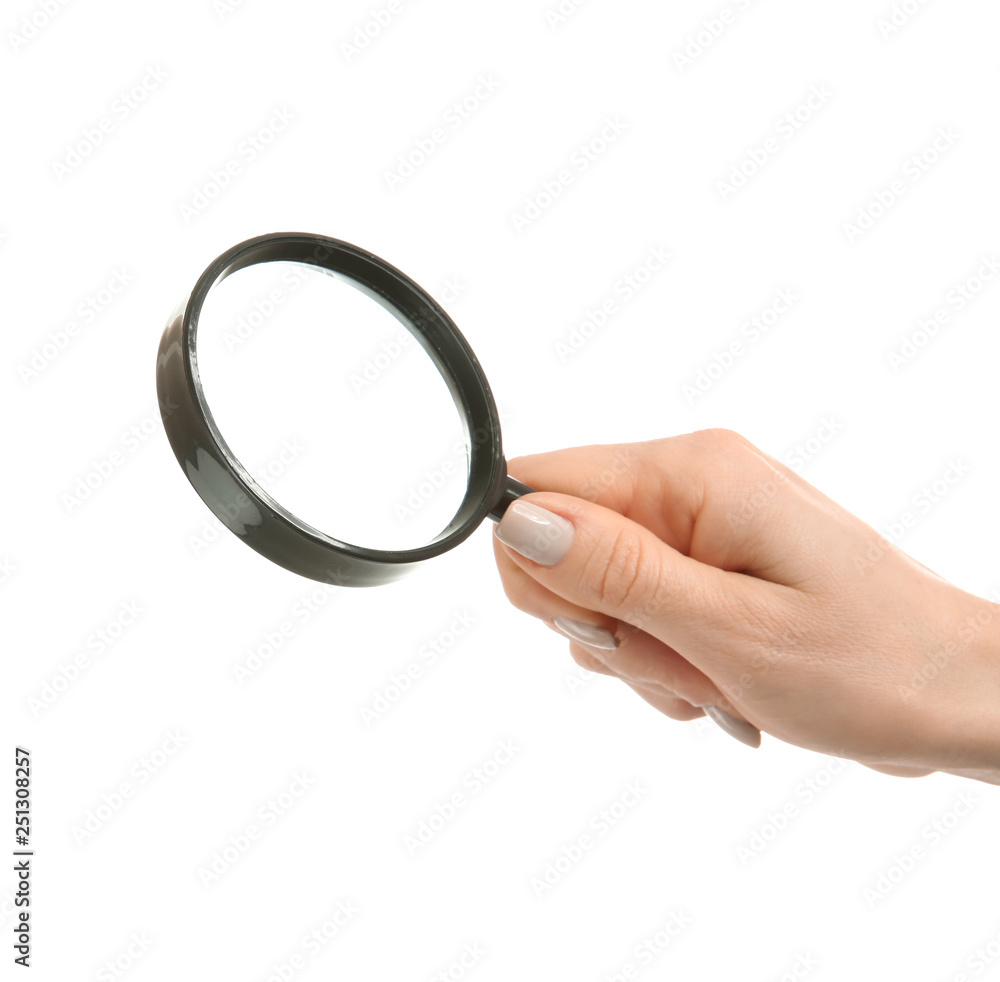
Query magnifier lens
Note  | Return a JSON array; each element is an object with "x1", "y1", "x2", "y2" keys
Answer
[{"x1": 194, "y1": 260, "x2": 470, "y2": 551}]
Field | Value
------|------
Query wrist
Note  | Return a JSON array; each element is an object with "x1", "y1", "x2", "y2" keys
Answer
[{"x1": 917, "y1": 585, "x2": 1000, "y2": 783}]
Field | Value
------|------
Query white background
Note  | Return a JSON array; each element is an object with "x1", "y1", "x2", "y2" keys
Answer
[{"x1": 4, "y1": 1, "x2": 1000, "y2": 979}]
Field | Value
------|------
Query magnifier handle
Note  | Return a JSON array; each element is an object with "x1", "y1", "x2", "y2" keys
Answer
[{"x1": 488, "y1": 476, "x2": 536, "y2": 523}]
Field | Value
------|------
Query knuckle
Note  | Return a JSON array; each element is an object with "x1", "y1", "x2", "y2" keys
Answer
[
  {"x1": 568, "y1": 643, "x2": 615, "y2": 676},
  {"x1": 695, "y1": 427, "x2": 747, "y2": 451},
  {"x1": 586, "y1": 527, "x2": 653, "y2": 612}
]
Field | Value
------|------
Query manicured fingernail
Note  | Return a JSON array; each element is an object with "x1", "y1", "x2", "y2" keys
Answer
[
  {"x1": 553, "y1": 616, "x2": 618, "y2": 651},
  {"x1": 703, "y1": 707, "x2": 762, "y2": 748},
  {"x1": 495, "y1": 501, "x2": 574, "y2": 566}
]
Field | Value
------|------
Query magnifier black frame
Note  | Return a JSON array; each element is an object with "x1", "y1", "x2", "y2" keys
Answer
[{"x1": 155, "y1": 231, "x2": 532, "y2": 587}]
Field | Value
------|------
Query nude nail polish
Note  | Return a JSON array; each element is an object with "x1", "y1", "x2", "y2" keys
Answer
[
  {"x1": 703, "y1": 707, "x2": 762, "y2": 748},
  {"x1": 495, "y1": 501, "x2": 574, "y2": 566},
  {"x1": 553, "y1": 616, "x2": 618, "y2": 651}
]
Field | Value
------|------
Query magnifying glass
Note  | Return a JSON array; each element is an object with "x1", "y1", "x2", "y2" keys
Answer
[{"x1": 155, "y1": 232, "x2": 535, "y2": 587}]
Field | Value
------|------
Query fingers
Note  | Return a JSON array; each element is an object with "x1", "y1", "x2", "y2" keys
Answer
[
  {"x1": 492, "y1": 530, "x2": 619, "y2": 637},
  {"x1": 503, "y1": 438, "x2": 711, "y2": 557},
  {"x1": 493, "y1": 490, "x2": 785, "y2": 688},
  {"x1": 567, "y1": 624, "x2": 758, "y2": 732},
  {"x1": 494, "y1": 508, "x2": 736, "y2": 704},
  {"x1": 504, "y1": 431, "x2": 877, "y2": 589},
  {"x1": 861, "y1": 763, "x2": 936, "y2": 778},
  {"x1": 497, "y1": 526, "x2": 747, "y2": 722},
  {"x1": 617, "y1": 677, "x2": 706, "y2": 722},
  {"x1": 564, "y1": 642, "x2": 704, "y2": 722},
  {"x1": 579, "y1": 620, "x2": 727, "y2": 710},
  {"x1": 564, "y1": 642, "x2": 618, "y2": 678}
]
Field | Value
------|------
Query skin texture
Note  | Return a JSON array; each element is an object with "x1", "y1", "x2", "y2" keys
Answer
[{"x1": 492, "y1": 430, "x2": 1000, "y2": 785}]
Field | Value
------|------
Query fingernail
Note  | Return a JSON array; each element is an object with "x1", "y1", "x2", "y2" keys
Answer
[
  {"x1": 553, "y1": 616, "x2": 618, "y2": 651},
  {"x1": 703, "y1": 707, "x2": 762, "y2": 749},
  {"x1": 495, "y1": 501, "x2": 574, "y2": 566}
]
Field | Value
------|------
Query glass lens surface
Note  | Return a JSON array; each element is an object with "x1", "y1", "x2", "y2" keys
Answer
[{"x1": 194, "y1": 261, "x2": 471, "y2": 551}]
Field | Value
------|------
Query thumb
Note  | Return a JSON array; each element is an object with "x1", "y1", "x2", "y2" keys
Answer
[{"x1": 494, "y1": 493, "x2": 767, "y2": 676}]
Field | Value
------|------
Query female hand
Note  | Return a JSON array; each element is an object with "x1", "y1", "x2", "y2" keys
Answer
[{"x1": 492, "y1": 430, "x2": 1000, "y2": 785}]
